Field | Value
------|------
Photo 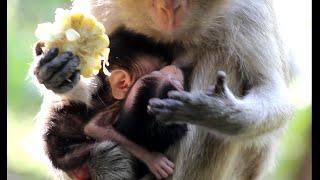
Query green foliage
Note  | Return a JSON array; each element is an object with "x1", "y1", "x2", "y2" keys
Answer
[
  {"x1": 7, "y1": 0, "x2": 71, "y2": 179},
  {"x1": 265, "y1": 106, "x2": 311, "y2": 180}
]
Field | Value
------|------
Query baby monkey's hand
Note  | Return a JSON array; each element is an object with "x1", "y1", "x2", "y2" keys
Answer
[{"x1": 144, "y1": 152, "x2": 175, "y2": 179}]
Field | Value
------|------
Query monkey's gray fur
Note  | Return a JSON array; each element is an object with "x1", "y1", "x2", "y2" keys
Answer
[{"x1": 88, "y1": 141, "x2": 136, "y2": 180}]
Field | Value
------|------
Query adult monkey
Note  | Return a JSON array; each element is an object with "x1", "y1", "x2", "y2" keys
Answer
[{"x1": 33, "y1": 0, "x2": 295, "y2": 179}]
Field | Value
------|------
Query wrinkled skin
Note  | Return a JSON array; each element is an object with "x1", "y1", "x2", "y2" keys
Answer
[
  {"x1": 148, "y1": 71, "x2": 244, "y2": 134},
  {"x1": 33, "y1": 47, "x2": 80, "y2": 94}
]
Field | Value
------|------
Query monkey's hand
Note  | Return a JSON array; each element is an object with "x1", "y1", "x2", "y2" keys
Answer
[
  {"x1": 148, "y1": 71, "x2": 244, "y2": 134},
  {"x1": 33, "y1": 43, "x2": 80, "y2": 94},
  {"x1": 143, "y1": 152, "x2": 174, "y2": 179}
]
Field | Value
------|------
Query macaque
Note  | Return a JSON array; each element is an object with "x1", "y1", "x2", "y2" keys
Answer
[
  {"x1": 32, "y1": 28, "x2": 187, "y2": 179},
  {"x1": 31, "y1": 0, "x2": 297, "y2": 179},
  {"x1": 85, "y1": 65, "x2": 186, "y2": 179},
  {"x1": 78, "y1": 0, "x2": 296, "y2": 179},
  {"x1": 84, "y1": 28, "x2": 188, "y2": 179}
]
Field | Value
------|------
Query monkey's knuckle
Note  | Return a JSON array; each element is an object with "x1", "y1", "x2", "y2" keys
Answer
[
  {"x1": 72, "y1": 56, "x2": 80, "y2": 64},
  {"x1": 161, "y1": 157, "x2": 168, "y2": 161},
  {"x1": 217, "y1": 71, "x2": 226, "y2": 77},
  {"x1": 61, "y1": 51, "x2": 73, "y2": 57},
  {"x1": 150, "y1": 70, "x2": 163, "y2": 76},
  {"x1": 46, "y1": 63, "x2": 57, "y2": 71}
]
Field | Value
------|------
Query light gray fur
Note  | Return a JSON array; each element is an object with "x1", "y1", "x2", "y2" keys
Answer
[
  {"x1": 88, "y1": 141, "x2": 137, "y2": 180},
  {"x1": 38, "y1": 0, "x2": 296, "y2": 179}
]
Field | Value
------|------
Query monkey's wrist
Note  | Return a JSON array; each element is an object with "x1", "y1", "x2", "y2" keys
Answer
[
  {"x1": 142, "y1": 151, "x2": 157, "y2": 164},
  {"x1": 101, "y1": 127, "x2": 116, "y2": 140}
]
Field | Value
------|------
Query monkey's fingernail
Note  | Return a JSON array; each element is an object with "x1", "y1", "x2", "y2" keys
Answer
[
  {"x1": 149, "y1": 98, "x2": 163, "y2": 106},
  {"x1": 66, "y1": 78, "x2": 72, "y2": 83}
]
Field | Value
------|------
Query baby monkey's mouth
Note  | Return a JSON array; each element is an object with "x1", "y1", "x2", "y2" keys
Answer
[{"x1": 151, "y1": 0, "x2": 188, "y2": 32}]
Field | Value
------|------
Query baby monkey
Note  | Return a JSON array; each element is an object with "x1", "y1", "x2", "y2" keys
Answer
[
  {"x1": 85, "y1": 65, "x2": 184, "y2": 179},
  {"x1": 83, "y1": 28, "x2": 187, "y2": 179}
]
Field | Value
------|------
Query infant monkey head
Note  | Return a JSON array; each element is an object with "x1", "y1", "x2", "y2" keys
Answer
[
  {"x1": 107, "y1": 55, "x2": 163, "y2": 100},
  {"x1": 107, "y1": 61, "x2": 184, "y2": 100},
  {"x1": 105, "y1": 27, "x2": 182, "y2": 100}
]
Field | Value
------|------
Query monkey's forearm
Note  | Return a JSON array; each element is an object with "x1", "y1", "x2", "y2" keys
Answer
[
  {"x1": 54, "y1": 143, "x2": 95, "y2": 171},
  {"x1": 85, "y1": 123, "x2": 150, "y2": 160},
  {"x1": 196, "y1": 84, "x2": 293, "y2": 137},
  {"x1": 150, "y1": 76, "x2": 293, "y2": 138},
  {"x1": 95, "y1": 127, "x2": 162, "y2": 166},
  {"x1": 99, "y1": 127, "x2": 157, "y2": 165}
]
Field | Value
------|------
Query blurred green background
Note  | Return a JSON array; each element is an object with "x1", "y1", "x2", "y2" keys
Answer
[{"x1": 7, "y1": 0, "x2": 311, "y2": 180}]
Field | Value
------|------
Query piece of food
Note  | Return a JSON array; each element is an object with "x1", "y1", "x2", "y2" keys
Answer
[{"x1": 35, "y1": 8, "x2": 110, "y2": 77}]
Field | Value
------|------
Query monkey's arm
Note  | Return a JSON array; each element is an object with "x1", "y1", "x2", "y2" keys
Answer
[
  {"x1": 41, "y1": 100, "x2": 97, "y2": 171},
  {"x1": 45, "y1": 133, "x2": 95, "y2": 171},
  {"x1": 148, "y1": 71, "x2": 294, "y2": 138},
  {"x1": 84, "y1": 123, "x2": 174, "y2": 179}
]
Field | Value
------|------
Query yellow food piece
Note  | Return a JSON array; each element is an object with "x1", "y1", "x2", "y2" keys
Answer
[{"x1": 35, "y1": 8, "x2": 110, "y2": 78}]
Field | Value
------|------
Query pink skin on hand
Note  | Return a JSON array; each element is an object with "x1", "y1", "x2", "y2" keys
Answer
[{"x1": 143, "y1": 152, "x2": 175, "y2": 179}]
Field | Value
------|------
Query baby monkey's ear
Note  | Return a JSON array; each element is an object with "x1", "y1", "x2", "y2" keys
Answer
[{"x1": 109, "y1": 70, "x2": 132, "y2": 100}]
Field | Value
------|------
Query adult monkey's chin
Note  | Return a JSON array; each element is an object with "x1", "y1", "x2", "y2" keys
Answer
[{"x1": 151, "y1": 0, "x2": 188, "y2": 32}]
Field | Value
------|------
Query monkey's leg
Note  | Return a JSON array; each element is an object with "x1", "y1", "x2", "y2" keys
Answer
[{"x1": 88, "y1": 141, "x2": 137, "y2": 180}]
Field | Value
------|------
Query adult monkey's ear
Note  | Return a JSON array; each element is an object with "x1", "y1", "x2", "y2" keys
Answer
[{"x1": 108, "y1": 70, "x2": 132, "y2": 100}]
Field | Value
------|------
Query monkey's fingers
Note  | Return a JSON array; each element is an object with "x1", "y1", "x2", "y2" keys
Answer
[
  {"x1": 34, "y1": 48, "x2": 59, "y2": 77},
  {"x1": 163, "y1": 158, "x2": 174, "y2": 168},
  {"x1": 149, "y1": 98, "x2": 183, "y2": 110},
  {"x1": 152, "y1": 169, "x2": 162, "y2": 180},
  {"x1": 38, "y1": 52, "x2": 73, "y2": 83},
  {"x1": 157, "y1": 166, "x2": 169, "y2": 178},
  {"x1": 48, "y1": 55, "x2": 80, "y2": 86},
  {"x1": 206, "y1": 85, "x2": 215, "y2": 96},
  {"x1": 150, "y1": 70, "x2": 164, "y2": 76},
  {"x1": 167, "y1": 90, "x2": 191, "y2": 102},
  {"x1": 46, "y1": 71, "x2": 80, "y2": 94},
  {"x1": 160, "y1": 161, "x2": 174, "y2": 175},
  {"x1": 148, "y1": 106, "x2": 172, "y2": 116},
  {"x1": 39, "y1": 48, "x2": 59, "y2": 66},
  {"x1": 170, "y1": 79, "x2": 184, "y2": 91},
  {"x1": 214, "y1": 71, "x2": 227, "y2": 95}
]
